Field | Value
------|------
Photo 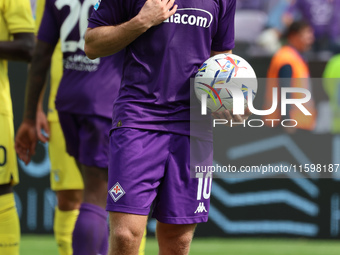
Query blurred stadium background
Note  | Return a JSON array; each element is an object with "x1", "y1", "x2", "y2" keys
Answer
[{"x1": 9, "y1": 0, "x2": 340, "y2": 254}]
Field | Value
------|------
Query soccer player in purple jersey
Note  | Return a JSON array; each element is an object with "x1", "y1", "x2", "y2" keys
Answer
[
  {"x1": 85, "y1": 0, "x2": 250, "y2": 254},
  {"x1": 15, "y1": 0, "x2": 124, "y2": 254}
]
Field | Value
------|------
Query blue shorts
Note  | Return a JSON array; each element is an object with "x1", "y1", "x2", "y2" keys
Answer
[{"x1": 107, "y1": 127, "x2": 213, "y2": 224}]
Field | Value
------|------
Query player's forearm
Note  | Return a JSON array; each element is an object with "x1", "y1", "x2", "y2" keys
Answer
[
  {"x1": 37, "y1": 85, "x2": 47, "y2": 112},
  {"x1": 23, "y1": 41, "x2": 54, "y2": 121},
  {"x1": 0, "y1": 33, "x2": 35, "y2": 62},
  {"x1": 0, "y1": 41, "x2": 33, "y2": 61},
  {"x1": 84, "y1": 16, "x2": 149, "y2": 59},
  {"x1": 85, "y1": 0, "x2": 177, "y2": 59}
]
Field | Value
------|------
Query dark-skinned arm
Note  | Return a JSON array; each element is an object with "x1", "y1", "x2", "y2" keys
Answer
[
  {"x1": 0, "y1": 33, "x2": 35, "y2": 62},
  {"x1": 23, "y1": 40, "x2": 55, "y2": 121},
  {"x1": 15, "y1": 40, "x2": 55, "y2": 164},
  {"x1": 36, "y1": 85, "x2": 50, "y2": 143}
]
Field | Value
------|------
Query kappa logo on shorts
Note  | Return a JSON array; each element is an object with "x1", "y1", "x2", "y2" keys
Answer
[
  {"x1": 194, "y1": 202, "x2": 207, "y2": 214},
  {"x1": 109, "y1": 182, "x2": 125, "y2": 202}
]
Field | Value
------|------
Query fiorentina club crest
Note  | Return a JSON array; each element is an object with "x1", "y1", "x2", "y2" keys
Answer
[{"x1": 109, "y1": 182, "x2": 125, "y2": 202}]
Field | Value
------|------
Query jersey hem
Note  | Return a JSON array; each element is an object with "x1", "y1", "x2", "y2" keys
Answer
[
  {"x1": 110, "y1": 126, "x2": 213, "y2": 142},
  {"x1": 211, "y1": 43, "x2": 235, "y2": 52},
  {"x1": 57, "y1": 110, "x2": 112, "y2": 120},
  {"x1": 10, "y1": 28, "x2": 35, "y2": 34}
]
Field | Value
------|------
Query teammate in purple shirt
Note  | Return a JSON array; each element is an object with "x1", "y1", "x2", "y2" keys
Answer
[
  {"x1": 85, "y1": 0, "x2": 250, "y2": 254},
  {"x1": 37, "y1": 1, "x2": 121, "y2": 118},
  {"x1": 15, "y1": 0, "x2": 124, "y2": 254}
]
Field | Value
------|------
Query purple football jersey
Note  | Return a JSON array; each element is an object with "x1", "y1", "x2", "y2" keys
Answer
[
  {"x1": 38, "y1": 0, "x2": 123, "y2": 118},
  {"x1": 88, "y1": 0, "x2": 236, "y2": 138},
  {"x1": 287, "y1": 0, "x2": 336, "y2": 38}
]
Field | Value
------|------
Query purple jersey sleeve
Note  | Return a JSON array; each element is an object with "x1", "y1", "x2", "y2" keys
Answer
[
  {"x1": 88, "y1": 0, "x2": 127, "y2": 28},
  {"x1": 211, "y1": 0, "x2": 236, "y2": 52},
  {"x1": 37, "y1": 0, "x2": 60, "y2": 45}
]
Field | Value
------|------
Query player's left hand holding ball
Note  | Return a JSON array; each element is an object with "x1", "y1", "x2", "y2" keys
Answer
[{"x1": 15, "y1": 120, "x2": 37, "y2": 165}]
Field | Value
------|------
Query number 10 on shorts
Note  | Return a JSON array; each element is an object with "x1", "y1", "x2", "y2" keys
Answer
[{"x1": 196, "y1": 172, "x2": 212, "y2": 200}]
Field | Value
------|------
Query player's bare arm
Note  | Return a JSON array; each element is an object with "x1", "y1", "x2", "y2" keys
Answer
[
  {"x1": 36, "y1": 86, "x2": 50, "y2": 143},
  {"x1": 84, "y1": 0, "x2": 178, "y2": 59},
  {"x1": 23, "y1": 40, "x2": 55, "y2": 122},
  {"x1": 15, "y1": 40, "x2": 55, "y2": 164},
  {"x1": 0, "y1": 33, "x2": 35, "y2": 62}
]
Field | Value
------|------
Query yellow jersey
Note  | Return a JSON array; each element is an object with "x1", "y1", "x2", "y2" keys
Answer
[
  {"x1": 35, "y1": 0, "x2": 62, "y2": 122},
  {"x1": 0, "y1": 0, "x2": 35, "y2": 117}
]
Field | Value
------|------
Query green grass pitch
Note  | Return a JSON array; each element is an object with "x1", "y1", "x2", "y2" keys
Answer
[{"x1": 21, "y1": 235, "x2": 340, "y2": 255}]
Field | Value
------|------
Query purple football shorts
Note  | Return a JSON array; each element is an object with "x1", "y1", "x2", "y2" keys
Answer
[
  {"x1": 58, "y1": 112, "x2": 111, "y2": 168},
  {"x1": 107, "y1": 127, "x2": 213, "y2": 224}
]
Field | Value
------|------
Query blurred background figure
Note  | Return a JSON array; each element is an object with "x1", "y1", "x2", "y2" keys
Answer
[
  {"x1": 283, "y1": 0, "x2": 340, "y2": 58},
  {"x1": 234, "y1": 0, "x2": 292, "y2": 56},
  {"x1": 330, "y1": 0, "x2": 340, "y2": 54},
  {"x1": 264, "y1": 21, "x2": 317, "y2": 132},
  {"x1": 234, "y1": 0, "x2": 340, "y2": 58},
  {"x1": 0, "y1": 0, "x2": 35, "y2": 254},
  {"x1": 323, "y1": 48, "x2": 340, "y2": 133}
]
